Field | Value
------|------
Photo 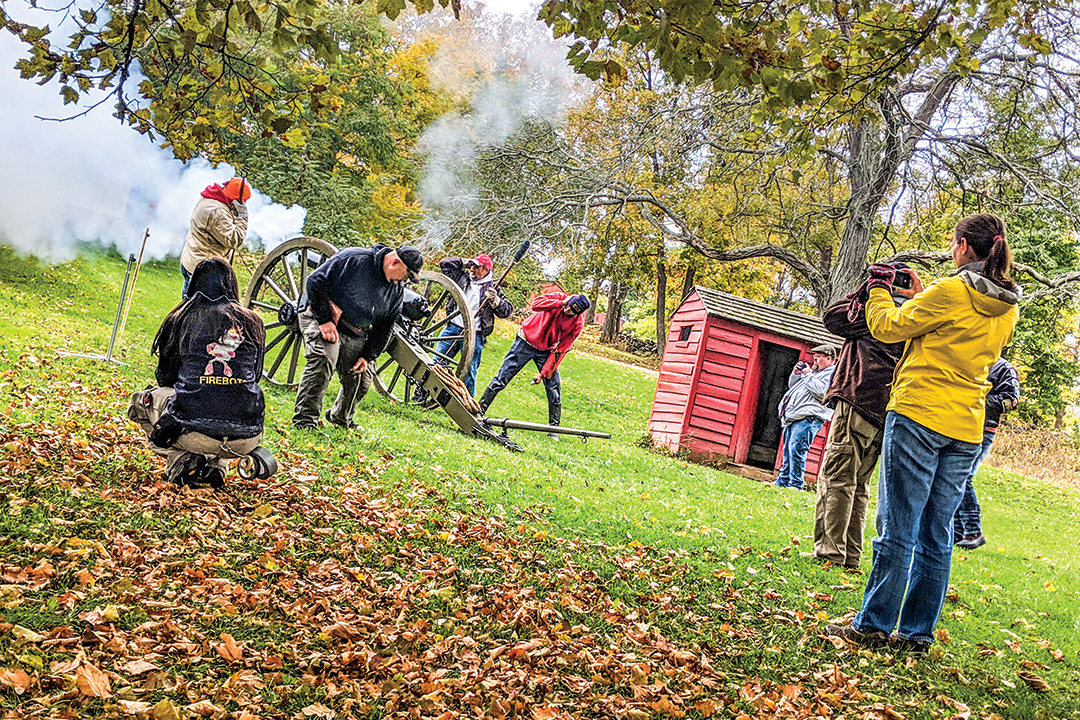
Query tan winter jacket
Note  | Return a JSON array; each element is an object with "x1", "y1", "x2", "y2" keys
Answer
[{"x1": 180, "y1": 197, "x2": 248, "y2": 273}]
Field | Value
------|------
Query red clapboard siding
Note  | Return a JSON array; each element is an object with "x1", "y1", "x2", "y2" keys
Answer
[
  {"x1": 701, "y1": 359, "x2": 746, "y2": 380},
  {"x1": 695, "y1": 372, "x2": 744, "y2": 394},
  {"x1": 650, "y1": 294, "x2": 710, "y2": 447},
  {"x1": 706, "y1": 323, "x2": 754, "y2": 345},
  {"x1": 685, "y1": 422, "x2": 733, "y2": 447}
]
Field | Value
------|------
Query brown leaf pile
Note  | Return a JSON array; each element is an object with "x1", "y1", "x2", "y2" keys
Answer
[{"x1": 0, "y1": 364, "x2": 1015, "y2": 719}]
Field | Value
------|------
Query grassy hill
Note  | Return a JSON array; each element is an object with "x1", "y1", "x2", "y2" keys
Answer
[{"x1": 1, "y1": 246, "x2": 1078, "y2": 719}]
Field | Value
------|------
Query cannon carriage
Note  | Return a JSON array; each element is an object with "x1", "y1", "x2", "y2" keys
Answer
[{"x1": 241, "y1": 237, "x2": 609, "y2": 450}]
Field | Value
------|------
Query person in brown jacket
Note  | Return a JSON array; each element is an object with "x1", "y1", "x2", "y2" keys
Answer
[
  {"x1": 180, "y1": 178, "x2": 251, "y2": 297},
  {"x1": 808, "y1": 266, "x2": 909, "y2": 571}
]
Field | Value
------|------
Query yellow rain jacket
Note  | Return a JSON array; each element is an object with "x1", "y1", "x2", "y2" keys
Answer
[{"x1": 865, "y1": 266, "x2": 1020, "y2": 444}]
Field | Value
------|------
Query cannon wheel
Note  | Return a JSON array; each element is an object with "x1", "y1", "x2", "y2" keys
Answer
[
  {"x1": 373, "y1": 269, "x2": 476, "y2": 405},
  {"x1": 242, "y1": 236, "x2": 338, "y2": 389}
]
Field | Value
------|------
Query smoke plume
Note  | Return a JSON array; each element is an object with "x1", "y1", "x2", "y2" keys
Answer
[
  {"x1": 410, "y1": 3, "x2": 586, "y2": 245},
  {"x1": 0, "y1": 34, "x2": 306, "y2": 263}
]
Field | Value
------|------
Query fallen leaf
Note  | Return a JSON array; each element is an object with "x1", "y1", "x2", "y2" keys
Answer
[
  {"x1": 120, "y1": 658, "x2": 160, "y2": 676},
  {"x1": 76, "y1": 661, "x2": 112, "y2": 698},
  {"x1": 215, "y1": 632, "x2": 242, "y2": 663},
  {"x1": 187, "y1": 700, "x2": 223, "y2": 717},
  {"x1": 0, "y1": 668, "x2": 31, "y2": 694},
  {"x1": 1017, "y1": 671, "x2": 1050, "y2": 693},
  {"x1": 300, "y1": 703, "x2": 334, "y2": 719},
  {"x1": 11, "y1": 625, "x2": 45, "y2": 643},
  {"x1": 118, "y1": 700, "x2": 154, "y2": 715},
  {"x1": 151, "y1": 698, "x2": 181, "y2": 720}
]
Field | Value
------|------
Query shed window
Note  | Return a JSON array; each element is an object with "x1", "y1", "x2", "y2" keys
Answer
[{"x1": 678, "y1": 325, "x2": 693, "y2": 341}]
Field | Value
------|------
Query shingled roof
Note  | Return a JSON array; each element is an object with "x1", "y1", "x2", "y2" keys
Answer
[{"x1": 693, "y1": 286, "x2": 844, "y2": 347}]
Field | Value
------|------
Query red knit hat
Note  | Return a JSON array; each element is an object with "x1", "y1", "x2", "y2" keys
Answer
[
  {"x1": 472, "y1": 253, "x2": 493, "y2": 271},
  {"x1": 223, "y1": 177, "x2": 252, "y2": 202}
]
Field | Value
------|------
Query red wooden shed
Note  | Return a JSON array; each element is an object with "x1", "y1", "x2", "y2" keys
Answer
[{"x1": 649, "y1": 286, "x2": 843, "y2": 483}]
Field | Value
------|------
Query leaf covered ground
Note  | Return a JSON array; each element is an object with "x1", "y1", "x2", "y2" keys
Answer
[{"x1": 1, "y1": 249, "x2": 1079, "y2": 720}]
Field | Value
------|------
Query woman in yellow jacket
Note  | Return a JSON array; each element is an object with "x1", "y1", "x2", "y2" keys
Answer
[{"x1": 827, "y1": 213, "x2": 1020, "y2": 656}]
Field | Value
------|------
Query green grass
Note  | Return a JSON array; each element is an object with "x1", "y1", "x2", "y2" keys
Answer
[{"x1": 1, "y1": 246, "x2": 1079, "y2": 719}]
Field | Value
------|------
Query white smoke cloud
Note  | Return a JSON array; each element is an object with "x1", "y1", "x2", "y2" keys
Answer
[
  {"x1": 412, "y1": 3, "x2": 587, "y2": 244},
  {"x1": 0, "y1": 33, "x2": 306, "y2": 263}
]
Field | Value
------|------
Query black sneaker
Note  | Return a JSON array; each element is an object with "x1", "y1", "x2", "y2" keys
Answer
[
  {"x1": 201, "y1": 466, "x2": 226, "y2": 490},
  {"x1": 891, "y1": 635, "x2": 932, "y2": 658},
  {"x1": 166, "y1": 454, "x2": 206, "y2": 486},
  {"x1": 957, "y1": 534, "x2": 986, "y2": 550},
  {"x1": 824, "y1": 624, "x2": 889, "y2": 649}
]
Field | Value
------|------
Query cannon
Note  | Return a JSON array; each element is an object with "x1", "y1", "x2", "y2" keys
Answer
[{"x1": 241, "y1": 237, "x2": 610, "y2": 451}]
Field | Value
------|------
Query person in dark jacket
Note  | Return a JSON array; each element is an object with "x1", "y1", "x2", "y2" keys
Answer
[
  {"x1": 433, "y1": 253, "x2": 513, "y2": 396},
  {"x1": 953, "y1": 356, "x2": 1020, "y2": 549},
  {"x1": 292, "y1": 244, "x2": 423, "y2": 429},
  {"x1": 808, "y1": 270, "x2": 908, "y2": 570},
  {"x1": 478, "y1": 291, "x2": 590, "y2": 435},
  {"x1": 128, "y1": 257, "x2": 266, "y2": 487}
]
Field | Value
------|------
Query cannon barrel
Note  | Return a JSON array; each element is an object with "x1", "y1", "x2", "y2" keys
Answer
[{"x1": 482, "y1": 416, "x2": 611, "y2": 439}]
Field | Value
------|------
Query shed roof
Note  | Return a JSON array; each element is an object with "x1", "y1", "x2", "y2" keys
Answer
[{"x1": 692, "y1": 286, "x2": 844, "y2": 347}]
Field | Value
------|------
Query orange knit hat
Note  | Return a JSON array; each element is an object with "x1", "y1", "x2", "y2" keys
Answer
[{"x1": 223, "y1": 177, "x2": 252, "y2": 202}]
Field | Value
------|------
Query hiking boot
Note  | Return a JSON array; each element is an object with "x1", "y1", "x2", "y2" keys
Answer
[
  {"x1": 891, "y1": 635, "x2": 932, "y2": 658},
  {"x1": 166, "y1": 454, "x2": 206, "y2": 486},
  {"x1": 843, "y1": 564, "x2": 863, "y2": 575},
  {"x1": 824, "y1": 624, "x2": 889, "y2": 649},
  {"x1": 957, "y1": 534, "x2": 986, "y2": 550}
]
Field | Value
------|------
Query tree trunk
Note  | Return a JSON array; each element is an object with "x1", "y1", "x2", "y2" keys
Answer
[
  {"x1": 681, "y1": 263, "x2": 696, "y2": 300},
  {"x1": 601, "y1": 281, "x2": 627, "y2": 343},
  {"x1": 656, "y1": 252, "x2": 667, "y2": 356}
]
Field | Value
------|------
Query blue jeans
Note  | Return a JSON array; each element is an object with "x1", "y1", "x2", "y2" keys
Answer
[
  {"x1": 483, "y1": 336, "x2": 561, "y2": 411},
  {"x1": 854, "y1": 412, "x2": 981, "y2": 643},
  {"x1": 434, "y1": 323, "x2": 485, "y2": 397},
  {"x1": 181, "y1": 265, "x2": 192, "y2": 299},
  {"x1": 775, "y1": 417, "x2": 823, "y2": 489},
  {"x1": 953, "y1": 431, "x2": 994, "y2": 542}
]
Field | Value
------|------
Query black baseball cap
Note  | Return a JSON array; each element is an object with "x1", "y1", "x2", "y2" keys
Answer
[{"x1": 396, "y1": 246, "x2": 423, "y2": 281}]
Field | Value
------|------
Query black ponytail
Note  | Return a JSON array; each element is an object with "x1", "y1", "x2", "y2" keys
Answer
[{"x1": 954, "y1": 213, "x2": 1018, "y2": 292}]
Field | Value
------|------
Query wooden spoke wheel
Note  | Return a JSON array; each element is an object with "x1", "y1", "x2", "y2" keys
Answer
[
  {"x1": 373, "y1": 269, "x2": 477, "y2": 405},
  {"x1": 242, "y1": 236, "x2": 337, "y2": 389}
]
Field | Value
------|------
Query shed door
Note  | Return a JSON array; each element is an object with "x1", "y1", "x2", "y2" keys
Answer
[{"x1": 747, "y1": 341, "x2": 800, "y2": 468}]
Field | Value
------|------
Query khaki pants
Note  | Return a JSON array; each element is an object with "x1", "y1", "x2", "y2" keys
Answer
[
  {"x1": 813, "y1": 401, "x2": 883, "y2": 567},
  {"x1": 292, "y1": 309, "x2": 373, "y2": 428},
  {"x1": 128, "y1": 387, "x2": 261, "y2": 475}
]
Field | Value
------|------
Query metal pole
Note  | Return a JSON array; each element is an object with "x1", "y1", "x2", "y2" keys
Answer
[
  {"x1": 117, "y1": 228, "x2": 149, "y2": 340},
  {"x1": 104, "y1": 254, "x2": 136, "y2": 362}
]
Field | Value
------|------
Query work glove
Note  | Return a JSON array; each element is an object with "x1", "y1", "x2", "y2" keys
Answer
[
  {"x1": 866, "y1": 263, "x2": 895, "y2": 293},
  {"x1": 230, "y1": 199, "x2": 248, "y2": 222}
]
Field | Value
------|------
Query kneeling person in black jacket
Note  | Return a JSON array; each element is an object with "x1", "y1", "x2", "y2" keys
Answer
[
  {"x1": 292, "y1": 244, "x2": 423, "y2": 429},
  {"x1": 128, "y1": 258, "x2": 267, "y2": 487}
]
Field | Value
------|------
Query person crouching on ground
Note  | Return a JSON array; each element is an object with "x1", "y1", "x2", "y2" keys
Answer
[
  {"x1": 826, "y1": 213, "x2": 1020, "y2": 657},
  {"x1": 433, "y1": 253, "x2": 513, "y2": 397},
  {"x1": 180, "y1": 177, "x2": 251, "y2": 298},
  {"x1": 128, "y1": 257, "x2": 266, "y2": 488},
  {"x1": 291, "y1": 244, "x2": 423, "y2": 430},
  {"x1": 774, "y1": 344, "x2": 838, "y2": 490},
  {"x1": 477, "y1": 292, "x2": 590, "y2": 436},
  {"x1": 808, "y1": 269, "x2": 908, "y2": 570}
]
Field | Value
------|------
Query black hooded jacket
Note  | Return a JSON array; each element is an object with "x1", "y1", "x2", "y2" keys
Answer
[
  {"x1": 155, "y1": 263, "x2": 265, "y2": 439},
  {"x1": 306, "y1": 244, "x2": 404, "y2": 361}
]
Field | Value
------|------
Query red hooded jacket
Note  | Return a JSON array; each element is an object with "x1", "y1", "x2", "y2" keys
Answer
[{"x1": 520, "y1": 292, "x2": 585, "y2": 378}]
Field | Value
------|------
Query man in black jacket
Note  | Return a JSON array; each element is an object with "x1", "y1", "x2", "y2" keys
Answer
[
  {"x1": 292, "y1": 244, "x2": 423, "y2": 429},
  {"x1": 433, "y1": 253, "x2": 513, "y2": 396},
  {"x1": 808, "y1": 270, "x2": 908, "y2": 570}
]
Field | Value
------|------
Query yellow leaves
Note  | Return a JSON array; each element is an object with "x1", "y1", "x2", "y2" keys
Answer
[
  {"x1": 252, "y1": 503, "x2": 274, "y2": 518},
  {"x1": 1044, "y1": 580, "x2": 1056, "y2": 592},
  {"x1": 935, "y1": 627, "x2": 952, "y2": 644},
  {"x1": 11, "y1": 625, "x2": 44, "y2": 643},
  {"x1": 151, "y1": 698, "x2": 181, "y2": 720},
  {"x1": 83, "y1": 604, "x2": 121, "y2": 625}
]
